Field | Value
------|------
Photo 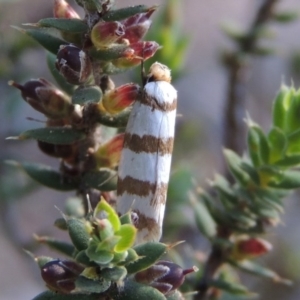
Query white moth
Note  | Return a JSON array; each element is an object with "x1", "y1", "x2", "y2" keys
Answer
[{"x1": 116, "y1": 62, "x2": 177, "y2": 244}]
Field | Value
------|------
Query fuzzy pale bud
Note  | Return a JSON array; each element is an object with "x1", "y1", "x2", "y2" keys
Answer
[
  {"x1": 91, "y1": 21, "x2": 125, "y2": 49},
  {"x1": 9, "y1": 79, "x2": 73, "y2": 119},
  {"x1": 56, "y1": 44, "x2": 92, "y2": 85},
  {"x1": 101, "y1": 83, "x2": 139, "y2": 114},
  {"x1": 53, "y1": 0, "x2": 80, "y2": 19}
]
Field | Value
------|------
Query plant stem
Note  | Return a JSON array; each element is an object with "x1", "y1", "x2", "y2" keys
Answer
[
  {"x1": 195, "y1": 1, "x2": 279, "y2": 299},
  {"x1": 223, "y1": 0, "x2": 279, "y2": 156}
]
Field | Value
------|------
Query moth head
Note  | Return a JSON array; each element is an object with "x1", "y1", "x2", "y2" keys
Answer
[{"x1": 147, "y1": 62, "x2": 172, "y2": 83}]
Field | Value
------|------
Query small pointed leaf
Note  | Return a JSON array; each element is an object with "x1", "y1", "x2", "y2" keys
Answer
[
  {"x1": 72, "y1": 86, "x2": 102, "y2": 105},
  {"x1": 114, "y1": 224, "x2": 137, "y2": 252},
  {"x1": 126, "y1": 242, "x2": 167, "y2": 274},
  {"x1": 37, "y1": 18, "x2": 88, "y2": 33},
  {"x1": 6, "y1": 161, "x2": 78, "y2": 191},
  {"x1": 74, "y1": 275, "x2": 111, "y2": 294},
  {"x1": 82, "y1": 169, "x2": 117, "y2": 191},
  {"x1": 16, "y1": 127, "x2": 86, "y2": 144},
  {"x1": 102, "y1": 5, "x2": 153, "y2": 21},
  {"x1": 32, "y1": 291, "x2": 101, "y2": 300}
]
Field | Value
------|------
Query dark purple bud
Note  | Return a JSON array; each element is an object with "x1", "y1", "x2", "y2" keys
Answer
[
  {"x1": 38, "y1": 141, "x2": 74, "y2": 159},
  {"x1": 9, "y1": 79, "x2": 72, "y2": 119},
  {"x1": 41, "y1": 259, "x2": 84, "y2": 293},
  {"x1": 56, "y1": 44, "x2": 92, "y2": 85},
  {"x1": 135, "y1": 260, "x2": 196, "y2": 295}
]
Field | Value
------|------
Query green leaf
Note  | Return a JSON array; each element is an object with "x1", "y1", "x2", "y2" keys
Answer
[
  {"x1": 114, "y1": 224, "x2": 137, "y2": 252},
  {"x1": 67, "y1": 218, "x2": 91, "y2": 251},
  {"x1": 273, "y1": 11, "x2": 298, "y2": 23},
  {"x1": 208, "y1": 279, "x2": 254, "y2": 296},
  {"x1": 272, "y1": 85, "x2": 293, "y2": 132},
  {"x1": 240, "y1": 162, "x2": 260, "y2": 185},
  {"x1": 285, "y1": 89, "x2": 300, "y2": 133},
  {"x1": 126, "y1": 242, "x2": 167, "y2": 274},
  {"x1": 82, "y1": 169, "x2": 117, "y2": 191},
  {"x1": 34, "y1": 235, "x2": 75, "y2": 257},
  {"x1": 223, "y1": 149, "x2": 250, "y2": 185},
  {"x1": 247, "y1": 123, "x2": 270, "y2": 165},
  {"x1": 13, "y1": 26, "x2": 67, "y2": 55},
  {"x1": 86, "y1": 245, "x2": 114, "y2": 264},
  {"x1": 221, "y1": 21, "x2": 246, "y2": 43},
  {"x1": 268, "y1": 170, "x2": 300, "y2": 189},
  {"x1": 72, "y1": 86, "x2": 103, "y2": 105},
  {"x1": 101, "y1": 266, "x2": 127, "y2": 282},
  {"x1": 113, "y1": 279, "x2": 166, "y2": 300},
  {"x1": 13, "y1": 127, "x2": 86, "y2": 144},
  {"x1": 46, "y1": 52, "x2": 75, "y2": 95},
  {"x1": 102, "y1": 5, "x2": 153, "y2": 21},
  {"x1": 189, "y1": 192, "x2": 217, "y2": 239},
  {"x1": 287, "y1": 128, "x2": 300, "y2": 155},
  {"x1": 6, "y1": 161, "x2": 78, "y2": 191},
  {"x1": 74, "y1": 275, "x2": 111, "y2": 294},
  {"x1": 94, "y1": 108, "x2": 130, "y2": 128},
  {"x1": 36, "y1": 18, "x2": 88, "y2": 33},
  {"x1": 89, "y1": 45, "x2": 132, "y2": 61},
  {"x1": 273, "y1": 154, "x2": 300, "y2": 167},
  {"x1": 32, "y1": 291, "x2": 101, "y2": 300},
  {"x1": 230, "y1": 259, "x2": 292, "y2": 285},
  {"x1": 268, "y1": 127, "x2": 287, "y2": 163},
  {"x1": 94, "y1": 198, "x2": 121, "y2": 232}
]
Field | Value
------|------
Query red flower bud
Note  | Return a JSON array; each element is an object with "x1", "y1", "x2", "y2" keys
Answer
[
  {"x1": 135, "y1": 261, "x2": 196, "y2": 296},
  {"x1": 53, "y1": 0, "x2": 80, "y2": 19},
  {"x1": 119, "y1": 9, "x2": 156, "y2": 44},
  {"x1": 101, "y1": 83, "x2": 139, "y2": 114},
  {"x1": 9, "y1": 79, "x2": 73, "y2": 119},
  {"x1": 231, "y1": 236, "x2": 273, "y2": 260},
  {"x1": 41, "y1": 259, "x2": 84, "y2": 293},
  {"x1": 94, "y1": 133, "x2": 125, "y2": 168},
  {"x1": 112, "y1": 41, "x2": 160, "y2": 69},
  {"x1": 91, "y1": 21, "x2": 125, "y2": 49},
  {"x1": 56, "y1": 44, "x2": 92, "y2": 85}
]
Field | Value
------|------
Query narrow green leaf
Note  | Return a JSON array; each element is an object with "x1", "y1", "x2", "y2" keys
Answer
[
  {"x1": 272, "y1": 85, "x2": 293, "y2": 132},
  {"x1": 208, "y1": 279, "x2": 254, "y2": 296},
  {"x1": 230, "y1": 259, "x2": 292, "y2": 285},
  {"x1": 6, "y1": 161, "x2": 78, "y2": 191},
  {"x1": 82, "y1": 169, "x2": 117, "y2": 191},
  {"x1": 268, "y1": 127, "x2": 287, "y2": 163},
  {"x1": 46, "y1": 52, "x2": 75, "y2": 95},
  {"x1": 268, "y1": 170, "x2": 300, "y2": 189},
  {"x1": 34, "y1": 235, "x2": 75, "y2": 257},
  {"x1": 94, "y1": 198, "x2": 121, "y2": 232},
  {"x1": 221, "y1": 21, "x2": 247, "y2": 43},
  {"x1": 36, "y1": 18, "x2": 88, "y2": 33},
  {"x1": 223, "y1": 149, "x2": 250, "y2": 185},
  {"x1": 72, "y1": 86, "x2": 102, "y2": 105},
  {"x1": 189, "y1": 192, "x2": 217, "y2": 239},
  {"x1": 273, "y1": 154, "x2": 300, "y2": 167},
  {"x1": 13, "y1": 26, "x2": 67, "y2": 55},
  {"x1": 273, "y1": 11, "x2": 298, "y2": 23},
  {"x1": 240, "y1": 162, "x2": 260, "y2": 185},
  {"x1": 102, "y1": 5, "x2": 153, "y2": 21},
  {"x1": 113, "y1": 279, "x2": 166, "y2": 300},
  {"x1": 74, "y1": 276, "x2": 111, "y2": 294},
  {"x1": 89, "y1": 45, "x2": 131, "y2": 61},
  {"x1": 287, "y1": 128, "x2": 300, "y2": 155},
  {"x1": 285, "y1": 89, "x2": 300, "y2": 133},
  {"x1": 67, "y1": 218, "x2": 91, "y2": 251},
  {"x1": 114, "y1": 224, "x2": 137, "y2": 252},
  {"x1": 101, "y1": 266, "x2": 127, "y2": 282},
  {"x1": 126, "y1": 242, "x2": 167, "y2": 274},
  {"x1": 16, "y1": 127, "x2": 86, "y2": 144}
]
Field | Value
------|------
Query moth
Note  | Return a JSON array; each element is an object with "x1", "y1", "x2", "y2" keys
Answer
[{"x1": 116, "y1": 62, "x2": 177, "y2": 244}]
